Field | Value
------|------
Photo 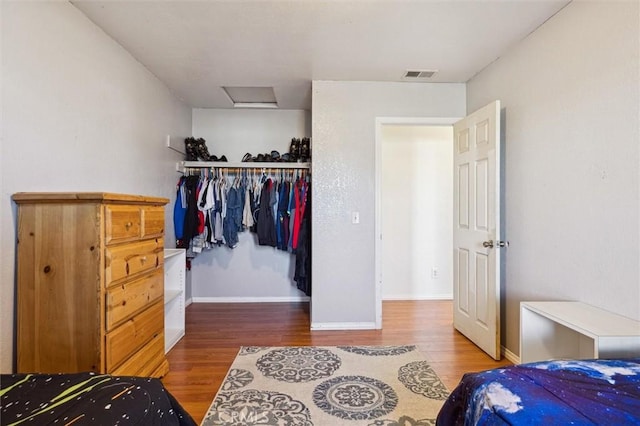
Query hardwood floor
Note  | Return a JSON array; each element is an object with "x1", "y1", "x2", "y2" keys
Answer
[{"x1": 162, "y1": 300, "x2": 512, "y2": 423}]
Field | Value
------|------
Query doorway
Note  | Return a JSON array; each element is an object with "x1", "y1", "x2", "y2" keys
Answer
[{"x1": 374, "y1": 117, "x2": 459, "y2": 328}]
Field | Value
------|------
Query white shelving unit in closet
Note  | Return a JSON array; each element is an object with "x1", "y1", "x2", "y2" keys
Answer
[{"x1": 164, "y1": 248, "x2": 186, "y2": 353}]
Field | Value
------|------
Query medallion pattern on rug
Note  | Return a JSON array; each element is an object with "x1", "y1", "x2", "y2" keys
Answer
[
  {"x1": 338, "y1": 346, "x2": 416, "y2": 356},
  {"x1": 256, "y1": 347, "x2": 342, "y2": 383},
  {"x1": 397, "y1": 361, "x2": 449, "y2": 400},
  {"x1": 204, "y1": 389, "x2": 312, "y2": 426},
  {"x1": 312, "y1": 375, "x2": 398, "y2": 420},
  {"x1": 239, "y1": 346, "x2": 269, "y2": 355},
  {"x1": 202, "y1": 346, "x2": 448, "y2": 425},
  {"x1": 367, "y1": 415, "x2": 436, "y2": 426},
  {"x1": 220, "y1": 368, "x2": 254, "y2": 391}
]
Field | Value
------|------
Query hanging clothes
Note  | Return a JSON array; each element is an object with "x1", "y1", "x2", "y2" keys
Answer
[
  {"x1": 242, "y1": 183, "x2": 254, "y2": 229},
  {"x1": 288, "y1": 181, "x2": 296, "y2": 251},
  {"x1": 172, "y1": 166, "x2": 311, "y2": 298},
  {"x1": 195, "y1": 178, "x2": 206, "y2": 236},
  {"x1": 213, "y1": 176, "x2": 225, "y2": 244},
  {"x1": 294, "y1": 183, "x2": 311, "y2": 296},
  {"x1": 277, "y1": 180, "x2": 290, "y2": 251},
  {"x1": 257, "y1": 178, "x2": 277, "y2": 247},
  {"x1": 197, "y1": 176, "x2": 215, "y2": 245},
  {"x1": 224, "y1": 185, "x2": 243, "y2": 248},
  {"x1": 291, "y1": 178, "x2": 308, "y2": 250},
  {"x1": 173, "y1": 176, "x2": 187, "y2": 248},
  {"x1": 182, "y1": 175, "x2": 201, "y2": 245},
  {"x1": 250, "y1": 177, "x2": 261, "y2": 233}
]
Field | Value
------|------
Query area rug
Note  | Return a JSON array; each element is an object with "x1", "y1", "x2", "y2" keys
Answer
[{"x1": 201, "y1": 345, "x2": 449, "y2": 425}]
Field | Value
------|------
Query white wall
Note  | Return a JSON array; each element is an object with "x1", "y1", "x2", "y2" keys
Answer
[
  {"x1": 192, "y1": 109, "x2": 311, "y2": 163},
  {"x1": 467, "y1": 0, "x2": 640, "y2": 356},
  {"x1": 0, "y1": 2, "x2": 192, "y2": 372},
  {"x1": 189, "y1": 109, "x2": 310, "y2": 301},
  {"x1": 311, "y1": 81, "x2": 465, "y2": 328},
  {"x1": 381, "y1": 125, "x2": 453, "y2": 300}
]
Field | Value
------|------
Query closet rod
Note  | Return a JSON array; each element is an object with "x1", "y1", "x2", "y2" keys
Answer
[{"x1": 178, "y1": 160, "x2": 310, "y2": 173}]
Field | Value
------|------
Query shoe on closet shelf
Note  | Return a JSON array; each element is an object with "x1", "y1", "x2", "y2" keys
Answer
[
  {"x1": 289, "y1": 138, "x2": 300, "y2": 162},
  {"x1": 195, "y1": 137, "x2": 214, "y2": 161},
  {"x1": 270, "y1": 150, "x2": 280, "y2": 162},
  {"x1": 184, "y1": 137, "x2": 198, "y2": 161},
  {"x1": 242, "y1": 153, "x2": 253, "y2": 162},
  {"x1": 300, "y1": 137, "x2": 311, "y2": 162}
]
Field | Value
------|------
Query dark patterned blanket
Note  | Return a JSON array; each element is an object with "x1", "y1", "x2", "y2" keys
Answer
[{"x1": 1, "y1": 372, "x2": 195, "y2": 425}]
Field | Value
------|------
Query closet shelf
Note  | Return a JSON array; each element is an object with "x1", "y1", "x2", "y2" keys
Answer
[
  {"x1": 165, "y1": 328, "x2": 185, "y2": 354},
  {"x1": 179, "y1": 161, "x2": 310, "y2": 172},
  {"x1": 164, "y1": 248, "x2": 185, "y2": 260},
  {"x1": 165, "y1": 289, "x2": 182, "y2": 305}
]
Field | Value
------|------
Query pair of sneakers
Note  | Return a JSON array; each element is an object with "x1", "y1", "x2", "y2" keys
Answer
[
  {"x1": 184, "y1": 137, "x2": 200, "y2": 161},
  {"x1": 184, "y1": 137, "x2": 227, "y2": 161},
  {"x1": 242, "y1": 151, "x2": 283, "y2": 162},
  {"x1": 289, "y1": 137, "x2": 311, "y2": 162}
]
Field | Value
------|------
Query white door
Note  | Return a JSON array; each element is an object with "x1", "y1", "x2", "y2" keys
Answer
[{"x1": 453, "y1": 101, "x2": 502, "y2": 360}]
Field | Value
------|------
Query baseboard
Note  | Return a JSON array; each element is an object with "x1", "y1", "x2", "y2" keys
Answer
[
  {"x1": 192, "y1": 296, "x2": 311, "y2": 303},
  {"x1": 382, "y1": 294, "x2": 453, "y2": 301},
  {"x1": 311, "y1": 322, "x2": 377, "y2": 331},
  {"x1": 502, "y1": 345, "x2": 520, "y2": 364},
  {"x1": 185, "y1": 297, "x2": 193, "y2": 307}
]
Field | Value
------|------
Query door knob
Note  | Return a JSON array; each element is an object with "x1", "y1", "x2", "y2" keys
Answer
[{"x1": 483, "y1": 240, "x2": 508, "y2": 249}]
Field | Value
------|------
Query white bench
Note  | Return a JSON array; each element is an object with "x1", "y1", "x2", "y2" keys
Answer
[{"x1": 520, "y1": 301, "x2": 640, "y2": 364}]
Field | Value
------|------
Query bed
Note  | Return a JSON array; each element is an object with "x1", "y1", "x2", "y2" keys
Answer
[
  {"x1": 437, "y1": 358, "x2": 640, "y2": 425},
  {"x1": 0, "y1": 372, "x2": 196, "y2": 425}
]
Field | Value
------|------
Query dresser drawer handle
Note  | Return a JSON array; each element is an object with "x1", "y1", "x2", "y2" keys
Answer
[
  {"x1": 125, "y1": 263, "x2": 130, "y2": 275},
  {"x1": 140, "y1": 256, "x2": 147, "y2": 264},
  {"x1": 125, "y1": 222, "x2": 133, "y2": 229}
]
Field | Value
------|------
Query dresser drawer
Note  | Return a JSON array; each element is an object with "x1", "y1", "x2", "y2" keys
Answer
[
  {"x1": 106, "y1": 269, "x2": 164, "y2": 331},
  {"x1": 109, "y1": 332, "x2": 165, "y2": 377},
  {"x1": 105, "y1": 238, "x2": 163, "y2": 285},
  {"x1": 105, "y1": 300, "x2": 164, "y2": 372},
  {"x1": 105, "y1": 205, "x2": 141, "y2": 244},
  {"x1": 142, "y1": 206, "x2": 165, "y2": 237}
]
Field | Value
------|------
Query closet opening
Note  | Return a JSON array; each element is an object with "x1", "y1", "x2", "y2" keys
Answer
[
  {"x1": 176, "y1": 164, "x2": 311, "y2": 310},
  {"x1": 375, "y1": 118, "x2": 457, "y2": 328}
]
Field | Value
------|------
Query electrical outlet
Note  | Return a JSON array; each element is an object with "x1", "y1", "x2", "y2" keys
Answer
[{"x1": 431, "y1": 267, "x2": 439, "y2": 279}]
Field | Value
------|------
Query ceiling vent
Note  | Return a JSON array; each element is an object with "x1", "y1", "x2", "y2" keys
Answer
[{"x1": 402, "y1": 70, "x2": 438, "y2": 80}]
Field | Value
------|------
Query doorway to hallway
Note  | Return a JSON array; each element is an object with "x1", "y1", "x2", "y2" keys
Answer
[{"x1": 375, "y1": 121, "x2": 455, "y2": 328}]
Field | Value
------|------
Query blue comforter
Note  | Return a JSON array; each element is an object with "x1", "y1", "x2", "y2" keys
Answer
[{"x1": 437, "y1": 358, "x2": 640, "y2": 425}]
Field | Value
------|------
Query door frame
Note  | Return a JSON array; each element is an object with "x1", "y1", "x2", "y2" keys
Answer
[{"x1": 374, "y1": 116, "x2": 461, "y2": 329}]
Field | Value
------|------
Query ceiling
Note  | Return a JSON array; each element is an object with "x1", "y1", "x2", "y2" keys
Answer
[{"x1": 72, "y1": 0, "x2": 570, "y2": 110}]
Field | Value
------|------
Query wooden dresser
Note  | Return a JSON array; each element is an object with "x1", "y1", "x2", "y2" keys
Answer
[{"x1": 13, "y1": 192, "x2": 170, "y2": 377}]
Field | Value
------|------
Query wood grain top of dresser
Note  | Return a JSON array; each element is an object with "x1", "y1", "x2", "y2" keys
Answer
[{"x1": 13, "y1": 192, "x2": 170, "y2": 377}]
